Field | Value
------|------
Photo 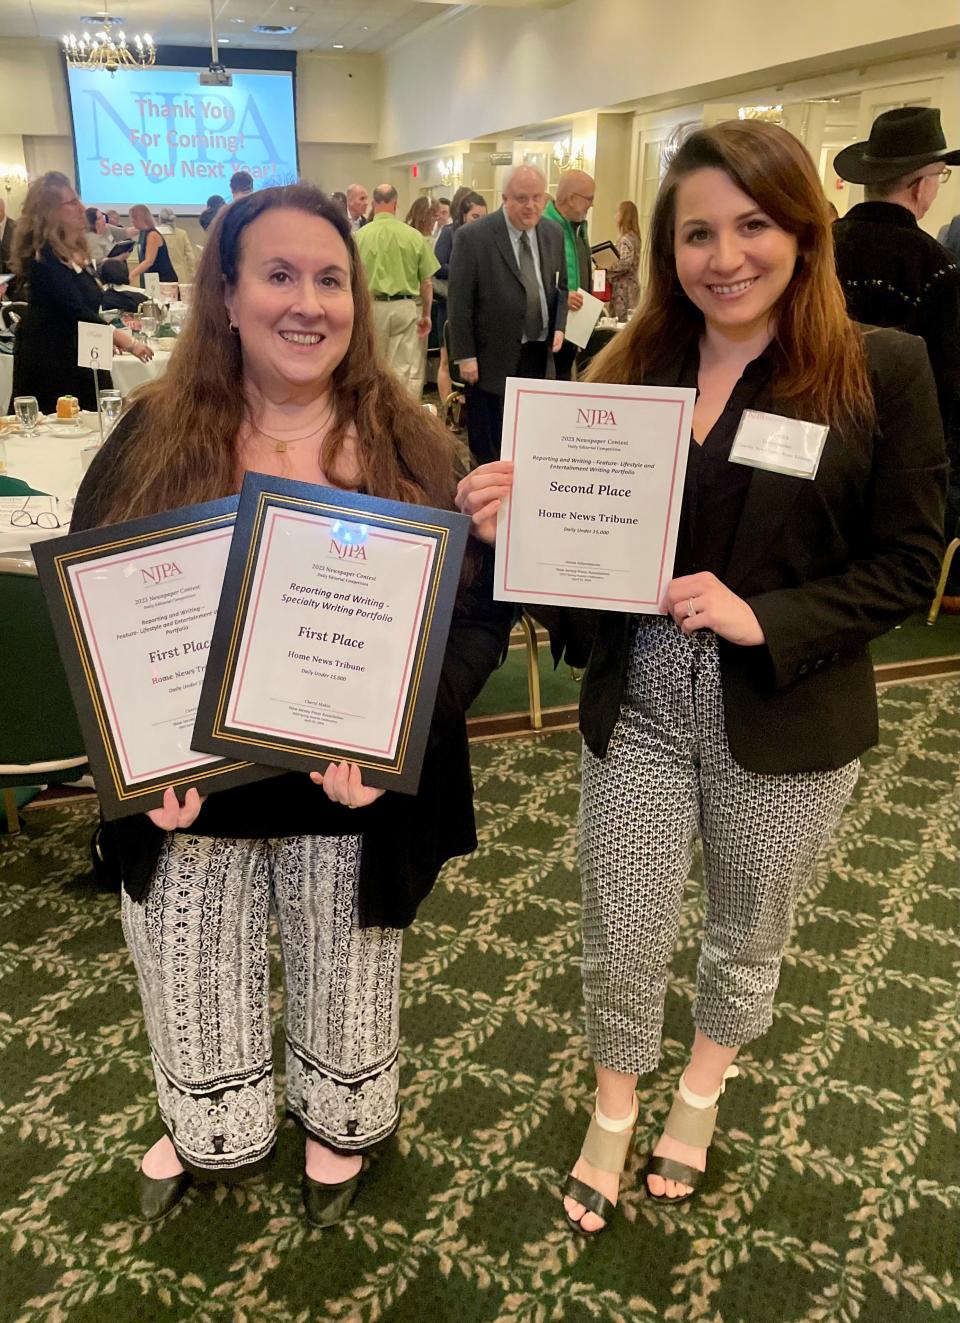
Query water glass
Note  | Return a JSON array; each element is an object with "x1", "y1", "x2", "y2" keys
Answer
[
  {"x1": 99, "y1": 389, "x2": 123, "y2": 434},
  {"x1": 139, "y1": 314, "x2": 158, "y2": 339},
  {"x1": 13, "y1": 395, "x2": 39, "y2": 434}
]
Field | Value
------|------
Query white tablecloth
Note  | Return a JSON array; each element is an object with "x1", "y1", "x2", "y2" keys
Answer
[
  {"x1": 0, "y1": 340, "x2": 173, "y2": 410},
  {"x1": 110, "y1": 342, "x2": 173, "y2": 395},
  {"x1": 0, "y1": 412, "x2": 101, "y2": 555},
  {"x1": 0, "y1": 352, "x2": 12, "y2": 414}
]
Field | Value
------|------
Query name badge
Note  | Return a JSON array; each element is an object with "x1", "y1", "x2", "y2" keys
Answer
[{"x1": 728, "y1": 409, "x2": 829, "y2": 480}]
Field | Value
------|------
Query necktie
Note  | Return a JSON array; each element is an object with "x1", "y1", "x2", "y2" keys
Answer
[{"x1": 518, "y1": 230, "x2": 544, "y2": 341}]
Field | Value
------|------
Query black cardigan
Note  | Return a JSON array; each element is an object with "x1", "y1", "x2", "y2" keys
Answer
[
  {"x1": 538, "y1": 327, "x2": 946, "y2": 774},
  {"x1": 70, "y1": 415, "x2": 513, "y2": 928},
  {"x1": 13, "y1": 246, "x2": 111, "y2": 413}
]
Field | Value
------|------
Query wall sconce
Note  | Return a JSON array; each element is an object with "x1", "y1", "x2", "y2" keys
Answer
[
  {"x1": 1, "y1": 165, "x2": 28, "y2": 193},
  {"x1": 553, "y1": 139, "x2": 585, "y2": 172},
  {"x1": 437, "y1": 157, "x2": 462, "y2": 188}
]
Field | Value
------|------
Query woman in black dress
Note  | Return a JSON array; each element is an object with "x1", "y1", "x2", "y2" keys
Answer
[
  {"x1": 127, "y1": 203, "x2": 179, "y2": 287},
  {"x1": 11, "y1": 172, "x2": 152, "y2": 413}
]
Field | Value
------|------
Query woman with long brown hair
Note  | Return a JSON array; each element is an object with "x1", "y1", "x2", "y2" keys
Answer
[
  {"x1": 607, "y1": 198, "x2": 640, "y2": 320},
  {"x1": 127, "y1": 202, "x2": 179, "y2": 286},
  {"x1": 71, "y1": 183, "x2": 511, "y2": 1227},
  {"x1": 455, "y1": 121, "x2": 944, "y2": 1232},
  {"x1": 11, "y1": 171, "x2": 151, "y2": 412},
  {"x1": 404, "y1": 195, "x2": 439, "y2": 237}
]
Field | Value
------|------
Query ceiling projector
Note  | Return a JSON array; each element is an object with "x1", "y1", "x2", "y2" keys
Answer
[{"x1": 198, "y1": 64, "x2": 232, "y2": 87}]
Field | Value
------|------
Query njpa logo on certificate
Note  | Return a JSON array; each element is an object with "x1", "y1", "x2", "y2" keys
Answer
[{"x1": 494, "y1": 378, "x2": 695, "y2": 614}]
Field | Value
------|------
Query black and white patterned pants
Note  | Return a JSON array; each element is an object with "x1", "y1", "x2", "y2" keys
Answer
[
  {"x1": 121, "y1": 833, "x2": 402, "y2": 1175},
  {"x1": 579, "y1": 617, "x2": 858, "y2": 1076}
]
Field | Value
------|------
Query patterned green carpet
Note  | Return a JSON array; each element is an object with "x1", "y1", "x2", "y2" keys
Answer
[{"x1": 1, "y1": 680, "x2": 958, "y2": 1323}]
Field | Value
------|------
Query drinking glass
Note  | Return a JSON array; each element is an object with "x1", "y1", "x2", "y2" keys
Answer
[
  {"x1": 99, "y1": 389, "x2": 123, "y2": 434},
  {"x1": 139, "y1": 314, "x2": 158, "y2": 339},
  {"x1": 13, "y1": 395, "x2": 39, "y2": 435}
]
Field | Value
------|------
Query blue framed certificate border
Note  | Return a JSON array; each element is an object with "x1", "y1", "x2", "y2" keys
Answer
[{"x1": 192, "y1": 474, "x2": 469, "y2": 795}]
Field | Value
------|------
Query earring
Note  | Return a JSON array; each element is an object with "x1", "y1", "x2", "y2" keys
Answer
[{"x1": 229, "y1": 321, "x2": 240, "y2": 334}]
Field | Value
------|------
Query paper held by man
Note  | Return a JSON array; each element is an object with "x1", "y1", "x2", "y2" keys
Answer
[{"x1": 494, "y1": 378, "x2": 696, "y2": 613}]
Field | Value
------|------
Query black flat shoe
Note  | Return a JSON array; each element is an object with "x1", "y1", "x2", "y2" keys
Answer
[
  {"x1": 302, "y1": 1166, "x2": 363, "y2": 1228},
  {"x1": 138, "y1": 1169, "x2": 192, "y2": 1222}
]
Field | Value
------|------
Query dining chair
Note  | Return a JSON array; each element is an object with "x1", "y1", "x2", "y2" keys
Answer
[{"x1": 0, "y1": 553, "x2": 89, "y2": 832}]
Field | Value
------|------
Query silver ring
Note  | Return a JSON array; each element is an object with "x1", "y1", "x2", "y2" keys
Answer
[{"x1": 687, "y1": 597, "x2": 698, "y2": 619}]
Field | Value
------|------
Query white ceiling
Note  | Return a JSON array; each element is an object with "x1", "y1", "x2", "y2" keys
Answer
[{"x1": 1, "y1": 0, "x2": 562, "y2": 55}]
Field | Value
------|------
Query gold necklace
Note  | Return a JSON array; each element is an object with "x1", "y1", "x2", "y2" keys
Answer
[
  {"x1": 254, "y1": 422, "x2": 324, "y2": 454},
  {"x1": 250, "y1": 405, "x2": 333, "y2": 454}
]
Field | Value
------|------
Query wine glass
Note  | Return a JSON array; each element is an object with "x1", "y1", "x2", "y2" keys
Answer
[
  {"x1": 13, "y1": 395, "x2": 39, "y2": 435},
  {"x1": 139, "y1": 314, "x2": 158, "y2": 339}
]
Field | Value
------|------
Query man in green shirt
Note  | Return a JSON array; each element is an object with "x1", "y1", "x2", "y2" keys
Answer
[
  {"x1": 355, "y1": 184, "x2": 439, "y2": 398},
  {"x1": 544, "y1": 171, "x2": 594, "y2": 380}
]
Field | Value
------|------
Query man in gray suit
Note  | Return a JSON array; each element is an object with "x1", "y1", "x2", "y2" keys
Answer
[{"x1": 448, "y1": 165, "x2": 568, "y2": 462}]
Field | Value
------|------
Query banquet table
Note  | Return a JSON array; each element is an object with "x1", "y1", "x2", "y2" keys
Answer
[
  {"x1": 0, "y1": 412, "x2": 102, "y2": 555},
  {"x1": 110, "y1": 341, "x2": 173, "y2": 394}
]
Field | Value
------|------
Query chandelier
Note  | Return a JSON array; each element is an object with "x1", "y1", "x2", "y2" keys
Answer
[{"x1": 63, "y1": 8, "x2": 155, "y2": 74}]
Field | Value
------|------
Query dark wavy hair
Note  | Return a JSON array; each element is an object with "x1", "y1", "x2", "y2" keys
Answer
[
  {"x1": 588, "y1": 120, "x2": 873, "y2": 427},
  {"x1": 92, "y1": 183, "x2": 459, "y2": 524}
]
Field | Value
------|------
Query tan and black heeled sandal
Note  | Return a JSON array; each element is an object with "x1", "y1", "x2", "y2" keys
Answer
[
  {"x1": 644, "y1": 1067, "x2": 738, "y2": 1204},
  {"x1": 562, "y1": 1095, "x2": 638, "y2": 1236}
]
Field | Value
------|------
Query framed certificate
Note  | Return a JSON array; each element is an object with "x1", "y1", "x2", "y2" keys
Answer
[
  {"x1": 495, "y1": 377, "x2": 695, "y2": 613},
  {"x1": 33, "y1": 499, "x2": 278, "y2": 820},
  {"x1": 192, "y1": 474, "x2": 470, "y2": 794}
]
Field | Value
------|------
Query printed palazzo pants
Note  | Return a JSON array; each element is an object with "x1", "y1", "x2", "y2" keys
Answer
[
  {"x1": 121, "y1": 832, "x2": 402, "y2": 1175},
  {"x1": 579, "y1": 617, "x2": 859, "y2": 1076}
]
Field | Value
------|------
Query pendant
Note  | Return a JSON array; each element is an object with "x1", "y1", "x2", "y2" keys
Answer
[{"x1": 275, "y1": 440, "x2": 287, "y2": 453}]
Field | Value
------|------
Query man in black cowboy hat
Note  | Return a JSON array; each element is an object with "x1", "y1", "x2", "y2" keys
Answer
[{"x1": 833, "y1": 106, "x2": 960, "y2": 608}]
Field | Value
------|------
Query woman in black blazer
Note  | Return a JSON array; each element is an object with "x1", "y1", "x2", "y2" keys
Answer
[
  {"x1": 456, "y1": 121, "x2": 945, "y2": 1234},
  {"x1": 11, "y1": 172, "x2": 152, "y2": 412}
]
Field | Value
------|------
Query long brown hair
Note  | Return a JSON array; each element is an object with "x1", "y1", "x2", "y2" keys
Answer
[
  {"x1": 129, "y1": 204, "x2": 156, "y2": 230},
  {"x1": 588, "y1": 121, "x2": 873, "y2": 427},
  {"x1": 11, "y1": 171, "x2": 89, "y2": 286},
  {"x1": 616, "y1": 200, "x2": 640, "y2": 237},
  {"x1": 405, "y1": 195, "x2": 438, "y2": 236},
  {"x1": 95, "y1": 183, "x2": 458, "y2": 525}
]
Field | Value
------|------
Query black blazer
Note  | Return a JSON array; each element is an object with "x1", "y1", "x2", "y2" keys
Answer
[
  {"x1": 447, "y1": 209, "x2": 568, "y2": 395},
  {"x1": 541, "y1": 327, "x2": 946, "y2": 774},
  {"x1": 13, "y1": 246, "x2": 111, "y2": 413}
]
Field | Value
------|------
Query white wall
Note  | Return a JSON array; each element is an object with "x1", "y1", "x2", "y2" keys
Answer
[
  {"x1": 379, "y1": 0, "x2": 960, "y2": 158},
  {"x1": 297, "y1": 54, "x2": 380, "y2": 145},
  {"x1": 298, "y1": 142, "x2": 378, "y2": 194}
]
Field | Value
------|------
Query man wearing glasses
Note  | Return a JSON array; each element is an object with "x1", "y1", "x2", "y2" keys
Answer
[
  {"x1": 448, "y1": 164, "x2": 567, "y2": 463},
  {"x1": 833, "y1": 106, "x2": 960, "y2": 608},
  {"x1": 544, "y1": 171, "x2": 595, "y2": 381}
]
